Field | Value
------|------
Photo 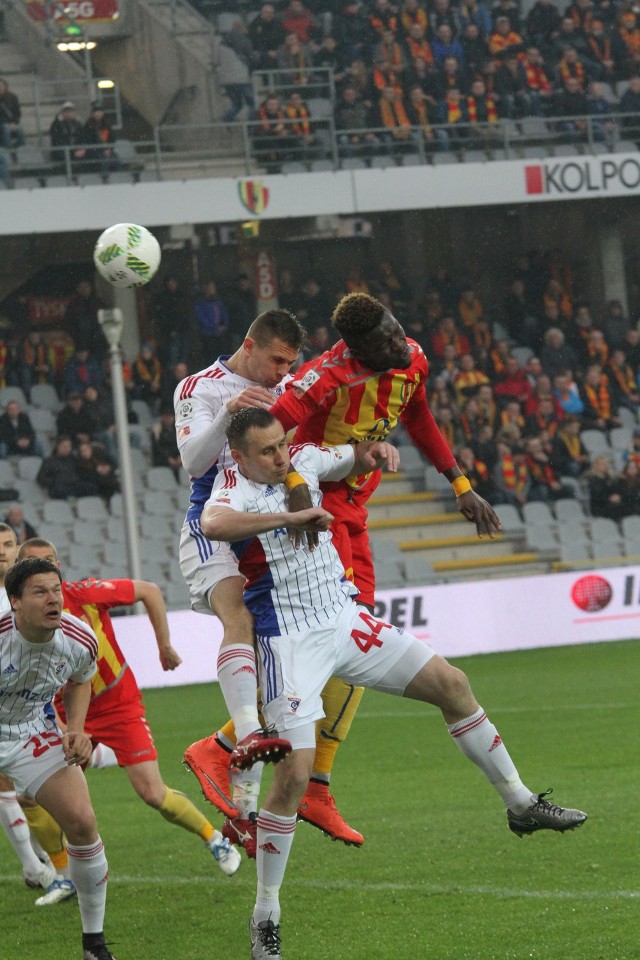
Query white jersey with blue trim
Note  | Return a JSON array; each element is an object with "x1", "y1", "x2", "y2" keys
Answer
[
  {"x1": 174, "y1": 356, "x2": 288, "y2": 523},
  {"x1": 0, "y1": 610, "x2": 98, "y2": 741},
  {"x1": 205, "y1": 443, "x2": 358, "y2": 636}
]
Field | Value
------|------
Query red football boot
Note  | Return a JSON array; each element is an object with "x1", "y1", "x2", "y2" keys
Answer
[
  {"x1": 222, "y1": 813, "x2": 257, "y2": 859},
  {"x1": 183, "y1": 735, "x2": 238, "y2": 819},
  {"x1": 297, "y1": 780, "x2": 364, "y2": 846},
  {"x1": 230, "y1": 729, "x2": 292, "y2": 771}
]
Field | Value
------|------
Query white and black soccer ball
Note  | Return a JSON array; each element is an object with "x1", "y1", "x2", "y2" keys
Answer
[{"x1": 93, "y1": 223, "x2": 161, "y2": 288}]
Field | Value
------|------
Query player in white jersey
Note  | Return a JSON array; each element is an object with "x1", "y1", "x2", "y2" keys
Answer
[
  {"x1": 201, "y1": 408, "x2": 588, "y2": 960},
  {"x1": 0, "y1": 522, "x2": 65, "y2": 898},
  {"x1": 175, "y1": 310, "x2": 304, "y2": 825},
  {"x1": 0, "y1": 557, "x2": 115, "y2": 960},
  {"x1": 176, "y1": 309, "x2": 368, "y2": 851}
]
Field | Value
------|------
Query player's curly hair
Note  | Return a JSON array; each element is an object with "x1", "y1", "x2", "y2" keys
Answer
[
  {"x1": 248, "y1": 309, "x2": 307, "y2": 351},
  {"x1": 331, "y1": 292, "x2": 385, "y2": 339}
]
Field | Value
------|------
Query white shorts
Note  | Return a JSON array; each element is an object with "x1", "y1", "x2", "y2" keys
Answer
[
  {"x1": 0, "y1": 718, "x2": 68, "y2": 798},
  {"x1": 179, "y1": 519, "x2": 242, "y2": 615},
  {"x1": 256, "y1": 603, "x2": 434, "y2": 748}
]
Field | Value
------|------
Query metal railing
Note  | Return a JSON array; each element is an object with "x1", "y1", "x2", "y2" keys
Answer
[
  {"x1": 3, "y1": 110, "x2": 640, "y2": 188},
  {"x1": 251, "y1": 67, "x2": 336, "y2": 105},
  {"x1": 33, "y1": 77, "x2": 123, "y2": 147}
]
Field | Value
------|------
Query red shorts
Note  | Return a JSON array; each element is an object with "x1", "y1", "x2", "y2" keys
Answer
[
  {"x1": 56, "y1": 667, "x2": 157, "y2": 767},
  {"x1": 321, "y1": 470, "x2": 381, "y2": 608}
]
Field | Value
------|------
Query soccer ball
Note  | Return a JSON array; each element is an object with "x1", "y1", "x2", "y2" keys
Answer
[{"x1": 93, "y1": 223, "x2": 161, "y2": 288}]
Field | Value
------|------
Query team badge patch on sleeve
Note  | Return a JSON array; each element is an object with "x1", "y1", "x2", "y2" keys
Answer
[
  {"x1": 177, "y1": 400, "x2": 194, "y2": 419},
  {"x1": 297, "y1": 369, "x2": 320, "y2": 392}
]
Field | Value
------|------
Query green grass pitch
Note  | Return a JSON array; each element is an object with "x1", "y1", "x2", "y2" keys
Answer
[{"x1": 1, "y1": 639, "x2": 637, "y2": 960}]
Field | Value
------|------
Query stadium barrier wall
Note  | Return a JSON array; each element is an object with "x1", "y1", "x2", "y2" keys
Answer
[
  {"x1": 4, "y1": 151, "x2": 640, "y2": 236},
  {"x1": 113, "y1": 564, "x2": 640, "y2": 690}
]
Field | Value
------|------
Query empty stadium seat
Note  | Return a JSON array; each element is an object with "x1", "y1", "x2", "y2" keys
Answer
[
  {"x1": 402, "y1": 557, "x2": 438, "y2": 585},
  {"x1": 553, "y1": 498, "x2": 585, "y2": 522},
  {"x1": 146, "y1": 491, "x2": 177, "y2": 516},
  {"x1": 76, "y1": 497, "x2": 110, "y2": 522},
  {"x1": 42, "y1": 500, "x2": 74, "y2": 525},
  {"x1": 493, "y1": 504, "x2": 524, "y2": 534},
  {"x1": 16, "y1": 456, "x2": 43, "y2": 482},
  {"x1": 522, "y1": 501, "x2": 555, "y2": 525},
  {"x1": 146, "y1": 466, "x2": 178, "y2": 492},
  {"x1": 609, "y1": 427, "x2": 632, "y2": 450},
  {"x1": 73, "y1": 521, "x2": 106, "y2": 546},
  {"x1": 374, "y1": 558, "x2": 405, "y2": 589},
  {"x1": 589, "y1": 517, "x2": 622, "y2": 542},
  {"x1": 581, "y1": 430, "x2": 610, "y2": 456},
  {"x1": 591, "y1": 540, "x2": 623, "y2": 559},
  {"x1": 68, "y1": 544, "x2": 102, "y2": 575},
  {"x1": 30, "y1": 384, "x2": 63, "y2": 411},
  {"x1": 560, "y1": 541, "x2": 592, "y2": 563},
  {"x1": 0, "y1": 386, "x2": 28, "y2": 407}
]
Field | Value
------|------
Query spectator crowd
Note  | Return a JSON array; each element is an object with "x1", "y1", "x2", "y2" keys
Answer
[
  {"x1": 0, "y1": 243, "x2": 639, "y2": 524},
  {"x1": 208, "y1": 0, "x2": 640, "y2": 165}
]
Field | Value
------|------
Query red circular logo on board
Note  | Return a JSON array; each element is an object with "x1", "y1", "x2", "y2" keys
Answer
[{"x1": 571, "y1": 575, "x2": 612, "y2": 612}]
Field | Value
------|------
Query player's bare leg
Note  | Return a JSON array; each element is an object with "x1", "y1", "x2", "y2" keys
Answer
[
  {"x1": 403, "y1": 655, "x2": 588, "y2": 836},
  {"x1": 297, "y1": 679, "x2": 365, "y2": 846},
  {"x1": 124, "y1": 760, "x2": 240, "y2": 876},
  {"x1": 183, "y1": 577, "x2": 290, "y2": 810},
  {"x1": 35, "y1": 766, "x2": 113, "y2": 960},
  {"x1": 250, "y1": 746, "x2": 315, "y2": 960}
]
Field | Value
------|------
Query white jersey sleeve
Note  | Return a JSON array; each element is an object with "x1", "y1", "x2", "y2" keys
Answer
[{"x1": 289, "y1": 443, "x2": 356, "y2": 485}]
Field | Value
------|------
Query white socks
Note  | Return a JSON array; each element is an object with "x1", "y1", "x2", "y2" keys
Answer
[
  {"x1": 67, "y1": 837, "x2": 109, "y2": 934},
  {"x1": 254, "y1": 809, "x2": 297, "y2": 926},
  {"x1": 217, "y1": 644, "x2": 261, "y2": 741},
  {"x1": 232, "y1": 762, "x2": 264, "y2": 819},
  {"x1": 0, "y1": 791, "x2": 45, "y2": 878},
  {"x1": 447, "y1": 706, "x2": 534, "y2": 814}
]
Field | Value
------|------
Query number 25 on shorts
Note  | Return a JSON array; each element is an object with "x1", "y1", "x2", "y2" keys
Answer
[{"x1": 24, "y1": 731, "x2": 63, "y2": 758}]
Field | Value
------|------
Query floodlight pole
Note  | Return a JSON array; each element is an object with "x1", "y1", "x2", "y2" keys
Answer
[{"x1": 98, "y1": 308, "x2": 142, "y2": 581}]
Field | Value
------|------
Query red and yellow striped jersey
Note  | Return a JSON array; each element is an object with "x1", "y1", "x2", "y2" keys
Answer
[
  {"x1": 271, "y1": 338, "x2": 456, "y2": 486},
  {"x1": 60, "y1": 578, "x2": 135, "y2": 700}
]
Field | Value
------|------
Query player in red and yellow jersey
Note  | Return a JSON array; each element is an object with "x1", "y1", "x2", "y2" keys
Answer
[
  {"x1": 271, "y1": 292, "x2": 500, "y2": 606},
  {"x1": 193, "y1": 293, "x2": 501, "y2": 855},
  {"x1": 15, "y1": 538, "x2": 242, "y2": 898}
]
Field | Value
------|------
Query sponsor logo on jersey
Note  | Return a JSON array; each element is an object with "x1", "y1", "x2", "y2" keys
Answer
[
  {"x1": 178, "y1": 400, "x2": 194, "y2": 419},
  {"x1": 178, "y1": 425, "x2": 191, "y2": 441},
  {"x1": 2, "y1": 664, "x2": 16, "y2": 675},
  {"x1": 297, "y1": 369, "x2": 321, "y2": 392},
  {"x1": 214, "y1": 497, "x2": 231, "y2": 504},
  {"x1": 288, "y1": 697, "x2": 301, "y2": 712}
]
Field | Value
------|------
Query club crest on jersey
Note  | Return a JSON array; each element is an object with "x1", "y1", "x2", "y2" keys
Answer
[
  {"x1": 53, "y1": 659, "x2": 67, "y2": 677},
  {"x1": 288, "y1": 697, "x2": 301, "y2": 712},
  {"x1": 297, "y1": 369, "x2": 320, "y2": 392},
  {"x1": 178, "y1": 400, "x2": 194, "y2": 419}
]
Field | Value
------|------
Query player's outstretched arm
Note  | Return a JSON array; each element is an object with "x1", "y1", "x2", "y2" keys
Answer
[
  {"x1": 444, "y1": 469, "x2": 502, "y2": 539},
  {"x1": 132, "y1": 580, "x2": 182, "y2": 671}
]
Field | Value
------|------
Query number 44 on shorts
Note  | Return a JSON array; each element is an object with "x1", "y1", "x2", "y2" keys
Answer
[{"x1": 351, "y1": 610, "x2": 392, "y2": 653}]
